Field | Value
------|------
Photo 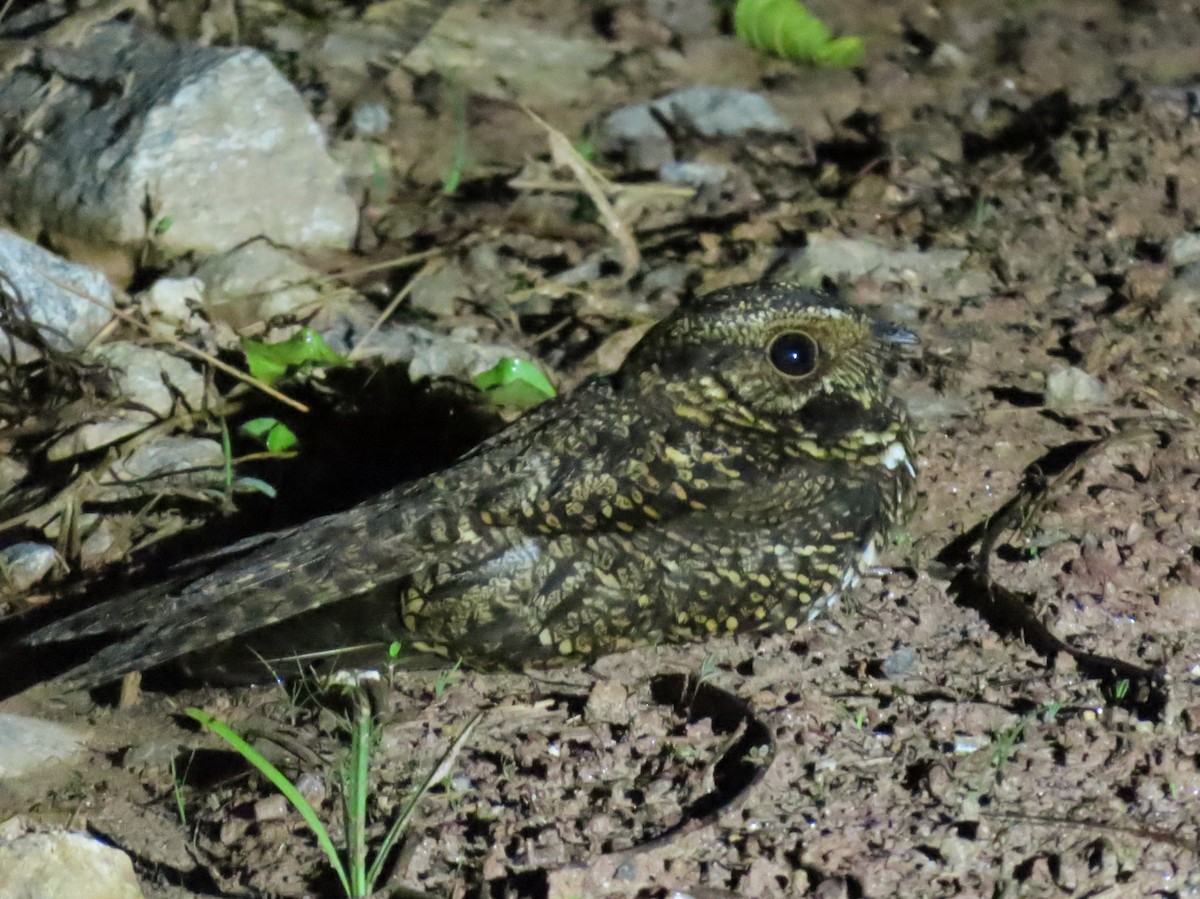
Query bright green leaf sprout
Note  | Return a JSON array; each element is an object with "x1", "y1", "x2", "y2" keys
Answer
[
  {"x1": 734, "y1": 0, "x2": 865, "y2": 67},
  {"x1": 241, "y1": 416, "x2": 298, "y2": 453},
  {"x1": 242, "y1": 328, "x2": 347, "y2": 387},
  {"x1": 473, "y1": 357, "x2": 557, "y2": 409}
]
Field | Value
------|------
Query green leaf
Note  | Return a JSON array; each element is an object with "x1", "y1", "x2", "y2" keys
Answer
[
  {"x1": 240, "y1": 417, "x2": 276, "y2": 440},
  {"x1": 473, "y1": 357, "x2": 556, "y2": 409},
  {"x1": 266, "y1": 424, "x2": 298, "y2": 453},
  {"x1": 734, "y1": 0, "x2": 864, "y2": 67},
  {"x1": 242, "y1": 328, "x2": 347, "y2": 386},
  {"x1": 813, "y1": 35, "x2": 865, "y2": 67},
  {"x1": 233, "y1": 476, "x2": 278, "y2": 498},
  {"x1": 240, "y1": 417, "x2": 298, "y2": 454}
]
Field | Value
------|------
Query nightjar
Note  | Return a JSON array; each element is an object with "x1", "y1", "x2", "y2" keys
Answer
[{"x1": 25, "y1": 283, "x2": 917, "y2": 689}]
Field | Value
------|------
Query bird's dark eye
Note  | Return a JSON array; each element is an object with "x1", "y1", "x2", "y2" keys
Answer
[{"x1": 767, "y1": 331, "x2": 818, "y2": 377}]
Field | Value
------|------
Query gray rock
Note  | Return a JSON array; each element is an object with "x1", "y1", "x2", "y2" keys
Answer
[
  {"x1": 101, "y1": 436, "x2": 225, "y2": 484},
  {"x1": 779, "y1": 235, "x2": 969, "y2": 286},
  {"x1": 91, "y1": 342, "x2": 207, "y2": 417},
  {"x1": 658, "y1": 160, "x2": 729, "y2": 187},
  {"x1": 79, "y1": 518, "x2": 121, "y2": 569},
  {"x1": 404, "y1": 4, "x2": 615, "y2": 108},
  {"x1": 646, "y1": 0, "x2": 719, "y2": 37},
  {"x1": 1045, "y1": 365, "x2": 1108, "y2": 409},
  {"x1": 1168, "y1": 232, "x2": 1200, "y2": 268},
  {"x1": 0, "y1": 24, "x2": 357, "y2": 255},
  {"x1": 194, "y1": 242, "x2": 325, "y2": 328},
  {"x1": 0, "y1": 456, "x2": 28, "y2": 499},
  {"x1": 0, "y1": 714, "x2": 83, "y2": 779},
  {"x1": 352, "y1": 102, "x2": 391, "y2": 136},
  {"x1": 358, "y1": 324, "x2": 513, "y2": 382},
  {"x1": 599, "y1": 86, "x2": 788, "y2": 170},
  {"x1": 46, "y1": 418, "x2": 151, "y2": 462},
  {"x1": 409, "y1": 261, "x2": 470, "y2": 318},
  {"x1": 0, "y1": 230, "x2": 115, "y2": 363},
  {"x1": 0, "y1": 831, "x2": 142, "y2": 899},
  {"x1": 0, "y1": 542, "x2": 59, "y2": 591},
  {"x1": 138, "y1": 277, "x2": 205, "y2": 339},
  {"x1": 655, "y1": 86, "x2": 789, "y2": 135},
  {"x1": 880, "y1": 646, "x2": 919, "y2": 679}
]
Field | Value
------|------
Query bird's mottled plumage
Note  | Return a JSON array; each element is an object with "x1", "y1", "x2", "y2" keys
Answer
[{"x1": 27, "y1": 283, "x2": 916, "y2": 689}]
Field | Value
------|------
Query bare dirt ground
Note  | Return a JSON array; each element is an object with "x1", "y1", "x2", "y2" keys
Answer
[{"x1": 4, "y1": 0, "x2": 1200, "y2": 896}]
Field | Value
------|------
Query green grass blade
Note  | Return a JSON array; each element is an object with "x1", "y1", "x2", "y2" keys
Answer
[
  {"x1": 187, "y1": 707, "x2": 351, "y2": 897},
  {"x1": 344, "y1": 692, "x2": 373, "y2": 897}
]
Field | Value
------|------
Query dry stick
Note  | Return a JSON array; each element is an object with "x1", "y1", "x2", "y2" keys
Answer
[
  {"x1": 964, "y1": 427, "x2": 1166, "y2": 690},
  {"x1": 346, "y1": 257, "x2": 440, "y2": 362},
  {"x1": 312, "y1": 248, "x2": 443, "y2": 284},
  {"x1": 42, "y1": 272, "x2": 310, "y2": 413},
  {"x1": 506, "y1": 176, "x2": 693, "y2": 201},
  {"x1": 221, "y1": 249, "x2": 447, "y2": 331},
  {"x1": 521, "y1": 106, "x2": 642, "y2": 281}
]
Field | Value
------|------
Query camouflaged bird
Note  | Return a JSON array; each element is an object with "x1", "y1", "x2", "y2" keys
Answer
[{"x1": 27, "y1": 283, "x2": 917, "y2": 689}]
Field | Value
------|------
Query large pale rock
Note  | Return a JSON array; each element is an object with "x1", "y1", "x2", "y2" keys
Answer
[
  {"x1": 0, "y1": 24, "x2": 357, "y2": 254},
  {"x1": 0, "y1": 831, "x2": 143, "y2": 899},
  {"x1": 0, "y1": 230, "x2": 115, "y2": 363},
  {"x1": 194, "y1": 241, "x2": 325, "y2": 328}
]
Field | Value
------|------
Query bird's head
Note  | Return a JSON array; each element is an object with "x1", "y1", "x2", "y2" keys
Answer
[{"x1": 622, "y1": 284, "x2": 915, "y2": 465}]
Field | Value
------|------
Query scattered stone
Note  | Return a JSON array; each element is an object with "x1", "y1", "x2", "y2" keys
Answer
[
  {"x1": 138, "y1": 278, "x2": 206, "y2": 340},
  {"x1": 880, "y1": 646, "x2": 919, "y2": 679},
  {"x1": 0, "y1": 714, "x2": 84, "y2": 779},
  {"x1": 0, "y1": 230, "x2": 115, "y2": 363},
  {"x1": 1044, "y1": 365, "x2": 1108, "y2": 409},
  {"x1": 779, "y1": 235, "x2": 969, "y2": 286},
  {"x1": 405, "y1": 4, "x2": 615, "y2": 108},
  {"x1": 0, "y1": 831, "x2": 143, "y2": 899},
  {"x1": 252, "y1": 795, "x2": 290, "y2": 823},
  {"x1": 0, "y1": 542, "x2": 59, "y2": 592},
  {"x1": 98, "y1": 437, "x2": 226, "y2": 492},
  {"x1": 46, "y1": 419, "x2": 150, "y2": 462},
  {"x1": 79, "y1": 518, "x2": 125, "y2": 570},
  {"x1": 0, "y1": 456, "x2": 27, "y2": 500},
  {"x1": 646, "y1": 0, "x2": 719, "y2": 37},
  {"x1": 349, "y1": 320, "x2": 514, "y2": 382},
  {"x1": 953, "y1": 734, "x2": 987, "y2": 755},
  {"x1": 194, "y1": 241, "x2": 327, "y2": 328},
  {"x1": 585, "y1": 679, "x2": 632, "y2": 726},
  {"x1": 599, "y1": 86, "x2": 788, "y2": 170},
  {"x1": 409, "y1": 261, "x2": 471, "y2": 318},
  {"x1": 658, "y1": 160, "x2": 729, "y2": 187},
  {"x1": 929, "y1": 42, "x2": 970, "y2": 71},
  {"x1": 1168, "y1": 232, "x2": 1200, "y2": 268},
  {"x1": 0, "y1": 24, "x2": 357, "y2": 255},
  {"x1": 294, "y1": 772, "x2": 326, "y2": 808},
  {"x1": 352, "y1": 102, "x2": 391, "y2": 136},
  {"x1": 91, "y1": 343, "x2": 208, "y2": 418}
]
